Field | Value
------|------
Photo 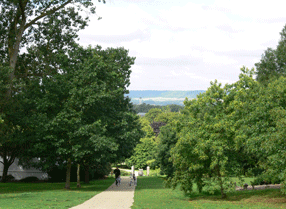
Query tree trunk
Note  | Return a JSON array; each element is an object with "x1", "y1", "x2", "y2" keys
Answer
[
  {"x1": 65, "y1": 158, "x2": 72, "y2": 189},
  {"x1": 196, "y1": 176, "x2": 204, "y2": 193},
  {"x1": 1, "y1": 152, "x2": 16, "y2": 183},
  {"x1": 77, "y1": 164, "x2": 81, "y2": 188},
  {"x1": 217, "y1": 165, "x2": 226, "y2": 199},
  {"x1": 84, "y1": 165, "x2": 89, "y2": 184},
  {"x1": 7, "y1": 16, "x2": 26, "y2": 100},
  {"x1": 1, "y1": 164, "x2": 9, "y2": 183}
]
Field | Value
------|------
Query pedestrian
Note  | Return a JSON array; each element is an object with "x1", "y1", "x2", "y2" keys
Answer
[
  {"x1": 133, "y1": 173, "x2": 137, "y2": 186},
  {"x1": 114, "y1": 167, "x2": 121, "y2": 186}
]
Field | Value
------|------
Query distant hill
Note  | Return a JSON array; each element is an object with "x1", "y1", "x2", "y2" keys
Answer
[{"x1": 126, "y1": 90, "x2": 205, "y2": 106}]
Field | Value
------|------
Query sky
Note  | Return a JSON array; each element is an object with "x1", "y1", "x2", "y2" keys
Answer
[{"x1": 78, "y1": 0, "x2": 286, "y2": 90}]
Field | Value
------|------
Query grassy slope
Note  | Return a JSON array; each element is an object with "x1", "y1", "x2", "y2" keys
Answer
[
  {"x1": 132, "y1": 177, "x2": 286, "y2": 209},
  {"x1": 0, "y1": 177, "x2": 114, "y2": 209}
]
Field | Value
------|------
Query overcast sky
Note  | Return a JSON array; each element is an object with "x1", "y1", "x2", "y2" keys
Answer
[{"x1": 78, "y1": 0, "x2": 286, "y2": 90}]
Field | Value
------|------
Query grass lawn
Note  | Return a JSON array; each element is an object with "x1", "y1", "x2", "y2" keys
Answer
[
  {"x1": 0, "y1": 177, "x2": 114, "y2": 209},
  {"x1": 132, "y1": 177, "x2": 286, "y2": 209}
]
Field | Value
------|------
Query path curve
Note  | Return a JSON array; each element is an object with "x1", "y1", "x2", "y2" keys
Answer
[{"x1": 70, "y1": 176, "x2": 136, "y2": 209}]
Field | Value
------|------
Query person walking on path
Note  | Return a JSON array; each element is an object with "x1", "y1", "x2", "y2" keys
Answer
[{"x1": 114, "y1": 167, "x2": 121, "y2": 186}]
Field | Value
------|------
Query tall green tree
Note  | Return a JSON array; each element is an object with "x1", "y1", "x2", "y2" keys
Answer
[
  {"x1": 169, "y1": 69, "x2": 258, "y2": 198},
  {"x1": 26, "y1": 45, "x2": 141, "y2": 189},
  {"x1": 232, "y1": 75, "x2": 286, "y2": 189},
  {"x1": 145, "y1": 108, "x2": 163, "y2": 123},
  {"x1": 171, "y1": 81, "x2": 232, "y2": 197},
  {"x1": 0, "y1": 0, "x2": 105, "y2": 183},
  {"x1": 127, "y1": 137, "x2": 157, "y2": 169},
  {"x1": 0, "y1": 0, "x2": 105, "y2": 71},
  {"x1": 157, "y1": 120, "x2": 180, "y2": 177},
  {"x1": 255, "y1": 24, "x2": 286, "y2": 84}
]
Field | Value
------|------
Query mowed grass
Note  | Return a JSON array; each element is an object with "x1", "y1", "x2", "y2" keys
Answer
[
  {"x1": 132, "y1": 177, "x2": 286, "y2": 209},
  {"x1": 0, "y1": 177, "x2": 114, "y2": 209}
]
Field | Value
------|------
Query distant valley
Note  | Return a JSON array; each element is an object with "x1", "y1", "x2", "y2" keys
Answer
[{"x1": 127, "y1": 90, "x2": 206, "y2": 105}]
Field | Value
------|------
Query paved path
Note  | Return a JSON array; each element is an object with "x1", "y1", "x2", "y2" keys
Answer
[
  {"x1": 236, "y1": 184, "x2": 281, "y2": 191},
  {"x1": 70, "y1": 176, "x2": 136, "y2": 209}
]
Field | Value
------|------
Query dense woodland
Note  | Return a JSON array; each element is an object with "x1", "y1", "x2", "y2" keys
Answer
[{"x1": 1, "y1": 0, "x2": 286, "y2": 200}]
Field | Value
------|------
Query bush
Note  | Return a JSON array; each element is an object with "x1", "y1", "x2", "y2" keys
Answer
[
  {"x1": 6, "y1": 175, "x2": 15, "y2": 182},
  {"x1": 120, "y1": 170, "x2": 131, "y2": 176},
  {"x1": 114, "y1": 164, "x2": 129, "y2": 169},
  {"x1": 20, "y1": 176, "x2": 39, "y2": 182},
  {"x1": 47, "y1": 166, "x2": 66, "y2": 182},
  {"x1": 93, "y1": 163, "x2": 112, "y2": 179},
  {"x1": 251, "y1": 175, "x2": 281, "y2": 186}
]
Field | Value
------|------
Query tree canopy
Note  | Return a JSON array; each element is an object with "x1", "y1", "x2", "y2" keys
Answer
[{"x1": 255, "y1": 24, "x2": 286, "y2": 84}]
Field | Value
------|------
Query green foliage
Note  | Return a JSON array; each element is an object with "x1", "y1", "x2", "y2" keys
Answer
[
  {"x1": 139, "y1": 117, "x2": 155, "y2": 138},
  {"x1": 168, "y1": 69, "x2": 262, "y2": 198},
  {"x1": 128, "y1": 107, "x2": 181, "y2": 171},
  {"x1": 0, "y1": 0, "x2": 105, "y2": 183},
  {"x1": 119, "y1": 170, "x2": 131, "y2": 176},
  {"x1": 7, "y1": 43, "x2": 142, "y2": 187},
  {"x1": 170, "y1": 80, "x2": 233, "y2": 197},
  {"x1": 255, "y1": 24, "x2": 286, "y2": 84},
  {"x1": 145, "y1": 108, "x2": 163, "y2": 123},
  {"x1": 154, "y1": 111, "x2": 180, "y2": 124},
  {"x1": 126, "y1": 137, "x2": 157, "y2": 169},
  {"x1": 132, "y1": 177, "x2": 285, "y2": 209},
  {"x1": 132, "y1": 103, "x2": 163, "y2": 113},
  {"x1": 234, "y1": 77, "x2": 286, "y2": 191},
  {"x1": 156, "y1": 120, "x2": 180, "y2": 177},
  {"x1": 168, "y1": 66, "x2": 286, "y2": 197},
  {"x1": 132, "y1": 103, "x2": 183, "y2": 113},
  {"x1": 28, "y1": 45, "x2": 142, "y2": 179}
]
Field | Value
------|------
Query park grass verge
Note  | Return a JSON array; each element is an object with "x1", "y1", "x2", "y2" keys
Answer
[
  {"x1": 0, "y1": 177, "x2": 114, "y2": 209},
  {"x1": 132, "y1": 177, "x2": 286, "y2": 209}
]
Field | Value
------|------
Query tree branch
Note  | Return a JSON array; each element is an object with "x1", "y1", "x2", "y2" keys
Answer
[
  {"x1": 19, "y1": 0, "x2": 28, "y2": 19},
  {"x1": 25, "y1": 0, "x2": 73, "y2": 30}
]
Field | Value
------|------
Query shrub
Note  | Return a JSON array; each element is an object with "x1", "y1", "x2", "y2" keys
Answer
[
  {"x1": 6, "y1": 175, "x2": 15, "y2": 182},
  {"x1": 20, "y1": 176, "x2": 39, "y2": 183},
  {"x1": 120, "y1": 170, "x2": 131, "y2": 176}
]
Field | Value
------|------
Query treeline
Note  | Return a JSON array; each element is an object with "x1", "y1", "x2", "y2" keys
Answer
[
  {"x1": 0, "y1": 1, "x2": 143, "y2": 188},
  {"x1": 132, "y1": 103, "x2": 184, "y2": 113},
  {"x1": 127, "y1": 24, "x2": 286, "y2": 198},
  {"x1": 128, "y1": 90, "x2": 205, "y2": 98}
]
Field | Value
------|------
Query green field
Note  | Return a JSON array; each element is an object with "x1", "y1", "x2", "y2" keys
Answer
[
  {"x1": 132, "y1": 177, "x2": 286, "y2": 209},
  {"x1": 0, "y1": 178, "x2": 114, "y2": 209}
]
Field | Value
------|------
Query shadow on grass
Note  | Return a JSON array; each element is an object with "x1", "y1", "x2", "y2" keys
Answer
[
  {"x1": 0, "y1": 177, "x2": 115, "y2": 194},
  {"x1": 134, "y1": 176, "x2": 166, "y2": 191}
]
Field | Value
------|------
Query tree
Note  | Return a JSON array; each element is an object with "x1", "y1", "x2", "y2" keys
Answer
[
  {"x1": 0, "y1": 63, "x2": 37, "y2": 182},
  {"x1": 157, "y1": 120, "x2": 180, "y2": 177},
  {"x1": 25, "y1": 44, "x2": 141, "y2": 188},
  {"x1": 0, "y1": 0, "x2": 105, "y2": 71},
  {"x1": 232, "y1": 75, "x2": 286, "y2": 190},
  {"x1": 127, "y1": 137, "x2": 157, "y2": 169},
  {"x1": 139, "y1": 117, "x2": 155, "y2": 138},
  {"x1": 154, "y1": 111, "x2": 180, "y2": 124},
  {"x1": 0, "y1": 0, "x2": 105, "y2": 183},
  {"x1": 169, "y1": 69, "x2": 259, "y2": 198},
  {"x1": 145, "y1": 108, "x2": 163, "y2": 123},
  {"x1": 171, "y1": 81, "x2": 233, "y2": 197},
  {"x1": 255, "y1": 24, "x2": 286, "y2": 84}
]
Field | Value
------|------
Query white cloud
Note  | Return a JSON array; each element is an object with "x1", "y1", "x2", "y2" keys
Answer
[{"x1": 78, "y1": 0, "x2": 286, "y2": 90}]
